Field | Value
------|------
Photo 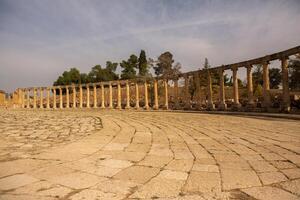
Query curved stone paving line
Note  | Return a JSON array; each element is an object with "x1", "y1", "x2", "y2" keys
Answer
[{"x1": 0, "y1": 109, "x2": 299, "y2": 200}]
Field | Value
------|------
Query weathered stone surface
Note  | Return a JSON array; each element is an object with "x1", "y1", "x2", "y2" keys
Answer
[
  {"x1": 0, "y1": 174, "x2": 38, "y2": 190},
  {"x1": 0, "y1": 110, "x2": 299, "y2": 199},
  {"x1": 242, "y1": 186, "x2": 299, "y2": 200}
]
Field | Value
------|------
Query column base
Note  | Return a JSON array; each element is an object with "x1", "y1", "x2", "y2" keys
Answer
[
  {"x1": 280, "y1": 103, "x2": 290, "y2": 113},
  {"x1": 246, "y1": 102, "x2": 255, "y2": 111},
  {"x1": 231, "y1": 103, "x2": 241, "y2": 111},
  {"x1": 207, "y1": 103, "x2": 215, "y2": 111},
  {"x1": 153, "y1": 105, "x2": 159, "y2": 110},
  {"x1": 218, "y1": 102, "x2": 227, "y2": 111},
  {"x1": 144, "y1": 106, "x2": 150, "y2": 110}
]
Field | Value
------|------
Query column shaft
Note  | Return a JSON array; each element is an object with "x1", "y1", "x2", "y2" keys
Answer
[
  {"x1": 218, "y1": 69, "x2": 227, "y2": 110},
  {"x1": 164, "y1": 80, "x2": 168, "y2": 109},
  {"x1": 59, "y1": 87, "x2": 63, "y2": 109},
  {"x1": 207, "y1": 70, "x2": 215, "y2": 110},
  {"x1": 101, "y1": 84, "x2": 105, "y2": 108},
  {"x1": 39, "y1": 88, "x2": 43, "y2": 108},
  {"x1": 144, "y1": 81, "x2": 149, "y2": 109},
  {"x1": 135, "y1": 83, "x2": 140, "y2": 109},
  {"x1": 281, "y1": 57, "x2": 290, "y2": 112},
  {"x1": 72, "y1": 86, "x2": 76, "y2": 108},
  {"x1": 46, "y1": 88, "x2": 50, "y2": 109},
  {"x1": 262, "y1": 61, "x2": 271, "y2": 108},
  {"x1": 117, "y1": 82, "x2": 121, "y2": 109},
  {"x1": 66, "y1": 87, "x2": 69, "y2": 108},
  {"x1": 184, "y1": 75, "x2": 190, "y2": 108},
  {"x1": 33, "y1": 88, "x2": 37, "y2": 109},
  {"x1": 79, "y1": 85, "x2": 83, "y2": 108},
  {"x1": 126, "y1": 81, "x2": 130, "y2": 109},
  {"x1": 109, "y1": 82, "x2": 113, "y2": 108},
  {"x1": 153, "y1": 79, "x2": 159, "y2": 110},
  {"x1": 53, "y1": 88, "x2": 56, "y2": 109},
  {"x1": 86, "y1": 85, "x2": 90, "y2": 108},
  {"x1": 93, "y1": 84, "x2": 97, "y2": 108},
  {"x1": 27, "y1": 89, "x2": 30, "y2": 108},
  {"x1": 174, "y1": 79, "x2": 179, "y2": 108},
  {"x1": 22, "y1": 89, "x2": 25, "y2": 108},
  {"x1": 246, "y1": 65, "x2": 254, "y2": 107},
  {"x1": 232, "y1": 67, "x2": 241, "y2": 109}
]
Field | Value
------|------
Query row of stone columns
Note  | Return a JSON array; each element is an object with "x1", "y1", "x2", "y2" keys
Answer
[
  {"x1": 203, "y1": 56, "x2": 290, "y2": 111},
  {"x1": 20, "y1": 56, "x2": 291, "y2": 111},
  {"x1": 21, "y1": 80, "x2": 170, "y2": 110}
]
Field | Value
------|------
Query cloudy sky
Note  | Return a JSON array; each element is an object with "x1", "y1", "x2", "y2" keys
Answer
[{"x1": 0, "y1": 0, "x2": 299, "y2": 92}]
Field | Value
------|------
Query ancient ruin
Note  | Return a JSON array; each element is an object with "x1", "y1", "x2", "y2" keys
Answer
[{"x1": 9, "y1": 46, "x2": 300, "y2": 113}]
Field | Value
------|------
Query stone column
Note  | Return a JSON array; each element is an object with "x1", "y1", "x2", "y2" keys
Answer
[
  {"x1": 262, "y1": 61, "x2": 271, "y2": 109},
  {"x1": 39, "y1": 88, "x2": 43, "y2": 108},
  {"x1": 59, "y1": 87, "x2": 63, "y2": 109},
  {"x1": 101, "y1": 83, "x2": 105, "y2": 108},
  {"x1": 22, "y1": 89, "x2": 25, "y2": 108},
  {"x1": 46, "y1": 87, "x2": 50, "y2": 109},
  {"x1": 72, "y1": 85, "x2": 76, "y2": 108},
  {"x1": 125, "y1": 81, "x2": 130, "y2": 109},
  {"x1": 144, "y1": 81, "x2": 149, "y2": 110},
  {"x1": 117, "y1": 81, "x2": 122, "y2": 109},
  {"x1": 86, "y1": 84, "x2": 90, "y2": 108},
  {"x1": 109, "y1": 82, "x2": 113, "y2": 109},
  {"x1": 66, "y1": 86, "x2": 69, "y2": 108},
  {"x1": 33, "y1": 88, "x2": 37, "y2": 109},
  {"x1": 194, "y1": 72, "x2": 201, "y2": 108},
  {"x1": 184, "y1": 75, "x2": 190, "y2": 108},
  {"x1": 281, "y1": 56, "x2": 290, "y2": 112},
  {"x1": 93, "y1": 84, "x2": 97, "y2": 108},
  {"x1": 53, "y1": 87, "x2": 57, "y2": 109},
  {"x1": 27, "y1": 89, "x2": 30, "y2": 108},
  {"x1": 246, "y1": 65, "x2": 255, "y2": 108},
  {"x1": 79, "y1": 85, "x2": 83, "y2": 108},
  {"x1": 164, "y1": 80, "x2": 169, "y2": 110},
  {"x1": 153, "y1": 79, "x2": 159, "y2": 110},
  {"x1": 207, "y1": 70, "x2": 215, "y2": 110},
  {"x1": 218, "y1": 69, "x2": 227, "y2": 110},
  {"x1": 135, "y1": 82, "x2": 140, "y2": 109},
  {"x1": 232, "y1": 67, "x2": 241, "y2": 110},
  {"x1": 174, "y1": 79, "x2": 179, "y2": 108}
]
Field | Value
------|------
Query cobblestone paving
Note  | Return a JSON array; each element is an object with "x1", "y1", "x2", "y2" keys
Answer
[{"x1": 0, "y1": 109, "x2": 299, "y2": 200}]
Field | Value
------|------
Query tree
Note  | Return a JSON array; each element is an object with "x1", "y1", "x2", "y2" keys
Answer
[
  {"x1": 153, "y1": 51, "x2": 181, "y2": 80},
  {"x1": 53, "y1": 68, "x2": 81, "y2": 86},
  {"x1": 138, "y1": 50, "x2": 149, "y2": 77},
  {"x1": 120, "y1": 54, "x2": 138, "y2": 80},
  {"x1": 289, "y1": 54, "x2": 300, "y2": 90},
  {"x1": 88, "y1": 65, "x2": 103, "y2": 83},
  {"x1": 79, "y1": 73, "x2": 89, "y2": 84},
  {"x1": 88, "y1": 62, "x2": 119, "y2": 82}
]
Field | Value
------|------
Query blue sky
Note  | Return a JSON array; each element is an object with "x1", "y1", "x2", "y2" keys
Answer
[{"x1": 0, "y1": 0, "x2": 300, "y2": 92}]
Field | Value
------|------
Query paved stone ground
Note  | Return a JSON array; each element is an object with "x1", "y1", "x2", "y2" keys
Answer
[{"x1": 0, "y1": 109, "x2": 299, "y2": 200}]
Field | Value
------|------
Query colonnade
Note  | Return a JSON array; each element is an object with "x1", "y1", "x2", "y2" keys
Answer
[
  {"x1": 17, "y1": 46, "x2": 300, "y2": 112},
  {"x1": 20, "y1": 80, "x2": 170, "y2": 110}
]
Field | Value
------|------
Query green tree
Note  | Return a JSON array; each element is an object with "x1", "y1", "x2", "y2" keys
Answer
[
  {"x1": 153, "y1": 51, "x2": 181, "y2": 80},
  {"x1": 79, "y1": 73, "x2": 89, "y2": 84},
  {"x1": 138, "y1": 50, "x2": 149, "y2": 77},
  {"x1": 53, "y1": 68, "x2": 81, "y2": 86},
  {"x1": 289, "y1": 54, "x2": 300, "y2": 90},
  {"x1": 120, "y1": 54, "x2": 138, "y2": 80},
  {"x1": 88, "y1": 62, "x2": 119, "y2": 82}
]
